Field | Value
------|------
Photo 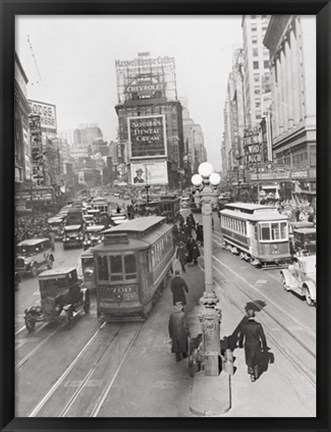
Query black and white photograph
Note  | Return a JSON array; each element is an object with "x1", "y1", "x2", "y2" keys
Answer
[{"x1": 13, "y1": 14, "x2": 317, "y2": 418}]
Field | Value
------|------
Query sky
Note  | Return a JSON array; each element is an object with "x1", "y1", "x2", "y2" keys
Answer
[{"x1": 16, "y1": 16, "x2": 243, "y2": 171}]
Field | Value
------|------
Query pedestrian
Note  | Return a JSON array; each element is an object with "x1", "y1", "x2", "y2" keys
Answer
[
  {"x1": 196, "y1": 223, "x2": 204, "y2": 246},
  {"x1": 295, "y1": 208, "x2": 300, "y2": 222},
  {"x1": 170, "y1": 269, "x2": 189, "y2": 305},
  {"x1": 168, "y1": 301, "x2": 189, "y2": 362},
  {"x1": 185, "y1": 237, "x2": 193, "y2": 265},
  {"x1": 238, "y1": 309, "x2": 268, "y2": 382},
  {"x1": 176, "y1": 242, "x2": 187, "y2": 273},
  {"x1": 179, "y1": 214, "x2": 184, "y2": 227},
  {"x1": 172, "y1": 224, "x2": 179, "y2": 245},
  {"x1": 187, "y1": 237, "x2": 200, "y2": 265}
]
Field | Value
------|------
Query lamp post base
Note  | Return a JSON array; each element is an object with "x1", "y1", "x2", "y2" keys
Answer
[{"x1": 199, "y1": 293, "x2": 222, "y2": 377}]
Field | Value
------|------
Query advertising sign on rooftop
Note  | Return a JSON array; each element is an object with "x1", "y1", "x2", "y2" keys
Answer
[
  {"x1": 128, "y1": 115, "x2": 167, "y2": 159},
  {"x1": 28, "y1": 100, "x2": 57, "y2": 133}
]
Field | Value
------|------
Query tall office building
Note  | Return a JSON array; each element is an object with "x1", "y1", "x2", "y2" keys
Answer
[{"x1": 242, "y1": 15, "x2": 271, "y2": 129}]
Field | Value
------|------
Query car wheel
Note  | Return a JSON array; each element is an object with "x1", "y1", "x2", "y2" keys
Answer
[
  {"x1": 31, "y1": 264, "x2": 38, "y2": 278},
  {"x1": 25, "y1": 314, "x2": 36, "y2": 332},
  {"x1": 281, "y1": 275, "x2": 289, "y2": 291},
  {"x1": 47, "y1": 258, "x2": 53, "y2": 269},
  {"x1": 65, "y1": 308, "x2": 73, "y2": 329},
  {"x1": 304, "y1": 288, "x2": 313, "y2": 306}
]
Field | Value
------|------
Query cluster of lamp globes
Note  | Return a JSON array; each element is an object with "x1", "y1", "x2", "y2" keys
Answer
[{"x1": 191, "y1": 162, "x2": 221, "y2": 187}]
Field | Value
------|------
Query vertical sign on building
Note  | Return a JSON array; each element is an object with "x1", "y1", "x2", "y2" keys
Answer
[{"x1": 29, "y1": 114, "x2": 44, "y2": 185}]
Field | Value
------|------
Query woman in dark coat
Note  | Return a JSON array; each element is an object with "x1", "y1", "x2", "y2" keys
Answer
[
  {"x1": 189, "y1": 237, "x2": 200, "y2": 265},
  {"x1": 168, "y1": 302, "x2": 189, "y2": 362},
  {"x1": 238, "y1": 310, "x2": 267, "y2": 381},
  {"x1": 196, "y1": 223, "x2": 204, "y2": 246},
  {"x1": 185, "y1": 237, "x2": 193, "y2": 264}
]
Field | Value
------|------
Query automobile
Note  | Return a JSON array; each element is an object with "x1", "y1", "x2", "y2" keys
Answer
[
  {"x1": 80, "y1": 248, "x2": 96, "y2": 293},
  {"x1": 180, "y1": 196, "x2": 190, "y2": 209},
  {"x1": 83, "y1": 225, "x2": 105, "y2": 250},
  {"x1": 292, "y1": 227, "x2": 316, "y2": 256},
  {"x1": 113, "y1": 192, "x2": 120, "y2": 197},
  {"x1": 62, "y1": 225, "x2": 84, "y2": 249},
  {"x1": 15, "y1": 238, "x2": 55, "y2": 278},
  {"x1": 48, "y1": 217, "x2": 64, "y2": 241},
  {"x1": 109, "y1": 211, "x2": 127, "y2": 226},
  {"x1": 280, "y1": 255, "x2": 316, "y2": 306},
  {"x1": 24, "y1": 267, "x2": 90, "y2": 331}
]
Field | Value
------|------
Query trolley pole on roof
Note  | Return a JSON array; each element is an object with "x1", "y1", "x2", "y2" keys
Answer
[{"x1": 191, "y1": 162, "x2": 222, "y2": 376}]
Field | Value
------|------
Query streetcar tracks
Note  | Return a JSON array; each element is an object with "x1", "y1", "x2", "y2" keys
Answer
[
  {"x1": 213, "y1": 270, "x2": 316, "y2": 388},
  {"x1": 90, "y1": 323, "x2": 145, "y2": 417},
  {"x1": 59, "y1": 323, "x2": 126, "y2": 417},
  {"x1": 29, "y1": 322, "x2": 106, "y2": 417},
  {"x1": 211, "y1": 237, "x2": 315, "y2": 338},
  {"x1": 15, "y1": 327, "x2": 59, "y2": 370}
]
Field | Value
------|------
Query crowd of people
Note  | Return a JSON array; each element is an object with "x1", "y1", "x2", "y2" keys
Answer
[
  {"x1": 15, "y1": 212, "x2": 54, "y2": 245},
  {"x1": 275, "y1": 199, "x2": 316, "y2": 223}
]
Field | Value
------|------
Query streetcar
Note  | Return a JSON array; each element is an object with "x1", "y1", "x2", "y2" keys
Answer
[
  {"x1": 157, "y1": 195, "x2": 180, "y2": 223},
  {"x1": 220, "y1": 202, "x2": 291, "y2": 268},
  {"x1": 92, "y1": 216, "x2": 174, "y2": 321}
]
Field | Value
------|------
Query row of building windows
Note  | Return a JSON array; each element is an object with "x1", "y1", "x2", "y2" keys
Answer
[
  {"x1": 253, "y1": 60, "x2": 270, "y2": 70},
  {"x1": 221, "y1": 215, "x2": 247, "y2": 236}
]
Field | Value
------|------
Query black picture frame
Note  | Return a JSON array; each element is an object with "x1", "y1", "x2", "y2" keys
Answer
[{"x1": 1, "y1": 1, "x2": 330, "y2": 431}]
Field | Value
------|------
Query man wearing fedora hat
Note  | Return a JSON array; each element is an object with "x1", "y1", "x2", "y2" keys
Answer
[
  {"x1": 238, "y1": 309, "x2": 267, "y2": 382},
  {"x1": 170, "y1": 270, "x2": 189, "y2": 305},
  {"x1": 168, "y1": 301, "x2": 189, "y2": 362}
]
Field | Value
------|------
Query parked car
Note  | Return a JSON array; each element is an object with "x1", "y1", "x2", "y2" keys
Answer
[
  {"x1": 24, "y1": 267, "x2": 90, "y2": 331},
  {"x1": 280, "y1": 255, "x2": 316, "y2": 306},
  {"x1": 15, "y1": 238, "x2": 55, "y2": 278}
]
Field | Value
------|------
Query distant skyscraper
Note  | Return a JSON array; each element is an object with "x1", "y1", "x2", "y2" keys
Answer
[{"x1": 242, "y1": 15, "x2": 271, "y2": 129}]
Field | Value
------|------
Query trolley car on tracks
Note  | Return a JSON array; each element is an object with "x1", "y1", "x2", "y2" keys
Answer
[
  {"x1": 220, "y1": 202, "x2": 291, "y2": 268},
  {"x1": 92, "y1": 216, "x2": 175, "y2": 321}
]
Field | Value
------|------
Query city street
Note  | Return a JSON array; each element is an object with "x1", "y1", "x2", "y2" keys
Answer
[{"x1": 15, "y1": 213, "x2": 316, "y2": 417}]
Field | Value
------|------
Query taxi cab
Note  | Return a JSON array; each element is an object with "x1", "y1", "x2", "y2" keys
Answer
[{"x1": 15, "y1": 238, "x2": 55, "y2": 278}]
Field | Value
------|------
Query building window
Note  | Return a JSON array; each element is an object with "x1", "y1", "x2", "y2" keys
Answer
[
  {"x1": 253, "y1": 48, "x2": 259, "y2": 57},
  {"x1": 256, "y1": 114, "x2": 262, "y2": 119},
  {"x1": 262, "y1": 26, "x2": 267, "y2": 32},
  {"x1": 251, "y1": 26, "x2": 257, "y2": 32},
  {"x1": 254, "y1": 73, "x2": 260, "y2": 82},
  {"x1": 251, "y1": 15, "x2": 257, "y2": 19},
  {"x1": 253, "y1": 61, "x2": 259, "y2": 69},
  {"x1": 252, "y1": 37, "x2": 258, "y2": 45},
  {"x1": 264, "y1": 60, "x2": 269, "y2": 69},
  {"x1": 254, "y1": 87, "x2": 261, "y2": 95}
]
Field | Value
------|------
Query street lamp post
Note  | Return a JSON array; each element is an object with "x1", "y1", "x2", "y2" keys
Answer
[{"x1": 191, "y1": 162, "x2": 222, "y2": 376}]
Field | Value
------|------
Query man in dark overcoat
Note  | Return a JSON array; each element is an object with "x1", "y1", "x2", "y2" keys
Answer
[
  {"x1": 170, "y1": 270, "x2": 189, "y2": 305},
  {"x1": 176, "y1": 242, "x2": 188, "y2": 273},
  {"x1": 168, "y1": 301, "x2": 189, "y2": 362},
  {"x1": 238, "y1": 309, "x2": 267, "y2": 381}
]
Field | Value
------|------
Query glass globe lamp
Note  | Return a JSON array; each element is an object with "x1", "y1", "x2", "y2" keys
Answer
[
  {"x1": 191, "y1": 174, "x2": 203, "y2": 186},
  {"x1": 198, "y1": 162, "x2": 213, "y2": 178}
]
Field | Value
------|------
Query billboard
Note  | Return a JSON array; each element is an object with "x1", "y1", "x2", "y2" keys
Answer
[
  {"x1": 128, "y1": 115, "x2": 167, "y2": 159},
  {"x1": 130, "y1": 160, "x2": 168, "y2": 186},
  {"x1": 28, "y1": 100, "x2": 57, "y2": 133}
]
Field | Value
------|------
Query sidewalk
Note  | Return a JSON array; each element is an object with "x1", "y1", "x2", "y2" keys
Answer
[{"x1": 178, "y1": 260, "x2": 316, "y2": 417}]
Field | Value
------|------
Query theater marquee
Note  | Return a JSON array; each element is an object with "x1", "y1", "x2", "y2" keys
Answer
[{"x1": 128, "y1": 115, "x2": 167, "y2": 159}]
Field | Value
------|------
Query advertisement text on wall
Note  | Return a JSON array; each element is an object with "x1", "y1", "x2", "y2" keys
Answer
[
  {"x1": 128, "y1": 115, "x2": 167, "y2": 159},
  {"x1": 28, "y1": 100, "x2": 57, "y2": 132}
]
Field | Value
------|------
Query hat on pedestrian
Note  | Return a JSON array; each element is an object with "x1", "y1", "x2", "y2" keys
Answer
[
  {"x1": 175, "y1": 301, "x2": 183, "y2": 310},
  {"x1": 246, "y1": 309, "x2": 255, "y2": 319}
]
